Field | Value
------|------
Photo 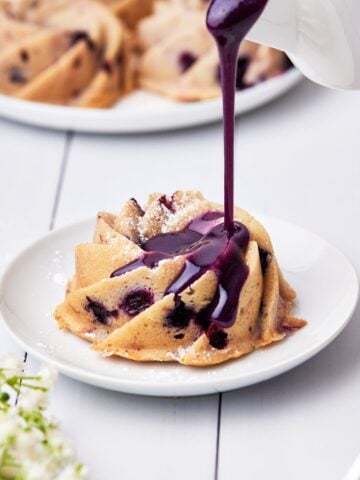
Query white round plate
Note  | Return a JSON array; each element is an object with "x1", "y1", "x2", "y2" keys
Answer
[
  {"x1": 0, "y1": 214, "x2": 358, "y2": 397},
  {"x1": 0, "y1": 69, "x2": 302, "y2": 133}
]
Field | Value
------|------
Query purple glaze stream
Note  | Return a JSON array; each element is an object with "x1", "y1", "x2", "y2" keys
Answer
[
  {"x1": 207, "y1": 0, "x2": 268, "y2": 232},
  {"x1": 109, "y1": 1, "x2": 269, "y2": 343}
]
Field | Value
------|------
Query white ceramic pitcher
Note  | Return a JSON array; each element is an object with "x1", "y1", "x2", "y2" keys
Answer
[{"x1": 248, "y1": 0, "x2": 360, "y2": 89}]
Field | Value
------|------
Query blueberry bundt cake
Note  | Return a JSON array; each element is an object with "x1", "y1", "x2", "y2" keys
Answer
[
  {"x1": 54, "y1": 191, "x2": 306, "y2": 366},
  {"x1": 136, "y1": 0, "x2": 293, "y2": 101},
  {"x1": 0, "y1": 0, "x2": 292, "y2": 107},
  {"x1": 97, "y1": 0, "x2": 154, "y2": 28},
  {"x1": 0, "y1": 0, "x2": 134, "y2": 107}
]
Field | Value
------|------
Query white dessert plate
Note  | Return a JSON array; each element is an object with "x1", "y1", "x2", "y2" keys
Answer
[
  {"x1": 0, "y1": 69, "x2": 302, "y2": 133},
  {"x1": 0, "y1": 214, "x2": 358, "y2": 397}
]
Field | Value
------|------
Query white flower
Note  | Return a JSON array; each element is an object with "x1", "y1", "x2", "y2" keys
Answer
[
  {"x1": 38, "y1": 365, "x2": 58, "y2": 389},
  {"x1": 17, "y1": 364, "x2": 58, "y2": 411},
  {"x1": 0, "y1": 465, "x2": 18, "y2": 479},
  {"x1": 0, "y1": 354, "x2": 88, "y2": 479},
  {"x1": 26, "y1": 461, "x2": 54, "y2": 480},
  {"x1": 0, "y1": 413, "x2": 19, "y2": 441},
  {"x1": 58, "y1": 464, "x2": 89, "y2": 480},
  {"x1": 18, "y1": 387, "x2": 48, "y2": 411},
  {"x1": 0, "y1": 353, "x2": 23, "y2": 378},
  {"x1": 49, "y1": 432, "x2": 75, "y2": 462},
  {"x1": 15, "y1": 429, "x2": 44, "y2": 459}
]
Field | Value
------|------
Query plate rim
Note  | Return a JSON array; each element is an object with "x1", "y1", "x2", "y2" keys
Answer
[
  {"x1": 0, "y1": 214, "x2": 358, "y2": 397},
  {"x1": 0, "y1": 69, "x2": 303, "y2": 133}
]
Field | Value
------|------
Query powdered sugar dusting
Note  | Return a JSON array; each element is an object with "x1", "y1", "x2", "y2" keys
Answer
[{"x1": 109, "y1": 190, "x2": 214, "y2": 243}]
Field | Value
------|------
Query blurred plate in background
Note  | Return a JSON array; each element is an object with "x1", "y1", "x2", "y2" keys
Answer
[{"x1": 0, "y1": 69, "x2": 302, "y2": 133}]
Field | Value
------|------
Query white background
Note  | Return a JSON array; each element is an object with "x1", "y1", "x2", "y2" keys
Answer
[{"x1": 1, "y1": 78, "x2": 360, "y2": 479}]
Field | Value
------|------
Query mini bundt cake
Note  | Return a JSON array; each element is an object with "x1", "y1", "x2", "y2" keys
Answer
[
  {"x1": 136, "y1": 0, "x2": 292, "y2": 101},
  {"x1": 54, "y1": 191, "x2": 306, "y2": 366}
]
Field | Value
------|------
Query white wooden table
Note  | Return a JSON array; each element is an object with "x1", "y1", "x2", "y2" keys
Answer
[{"x1": 1, "y1": 78, "x2": 360, "y2": 480}]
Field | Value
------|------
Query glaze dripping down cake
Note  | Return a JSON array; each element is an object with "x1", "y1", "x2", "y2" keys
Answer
[{"x1": 54, "y1": 191, "x2": 306, "y2": 366}]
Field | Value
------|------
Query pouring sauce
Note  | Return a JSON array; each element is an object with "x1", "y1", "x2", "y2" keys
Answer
[{"x1": 110, "y1": 0, "x2": 268, "y2": 347}]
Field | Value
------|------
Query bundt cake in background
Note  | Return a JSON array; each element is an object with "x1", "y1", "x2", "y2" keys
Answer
[
  {"x1": 97, "y1": 0, "x2": 154, "y2": 28},
  {"x1": 0, "y1": 0, "x2": 292, "y2": 107},
  {"x1": 136, "y1": 0, "x2": 292, "y2": 101},
  {"x1": 0, "y1": 0, "x2": 133, "y2": 107}
]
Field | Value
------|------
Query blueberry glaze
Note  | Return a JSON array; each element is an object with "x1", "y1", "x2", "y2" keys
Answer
[
  {"x1": 216, "y1": 55, "x2": 251, "y2": 90},
  {"x1": 111, "y1": 212, "x2": 250, "y2": 336},
  {"x1": 207, "y1": 0, "x2": 268, "y2": 231},
  {"x1": 235, "y1": 55, "x2": 250, "y2": 89},
  {"x1": 110, "y1": 0, "x2": 269, "y2": 348}
]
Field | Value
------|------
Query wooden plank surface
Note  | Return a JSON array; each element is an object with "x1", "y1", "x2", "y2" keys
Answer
[{"x1": 0, "y1": 119, "x2": 66, "y2": 353}]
